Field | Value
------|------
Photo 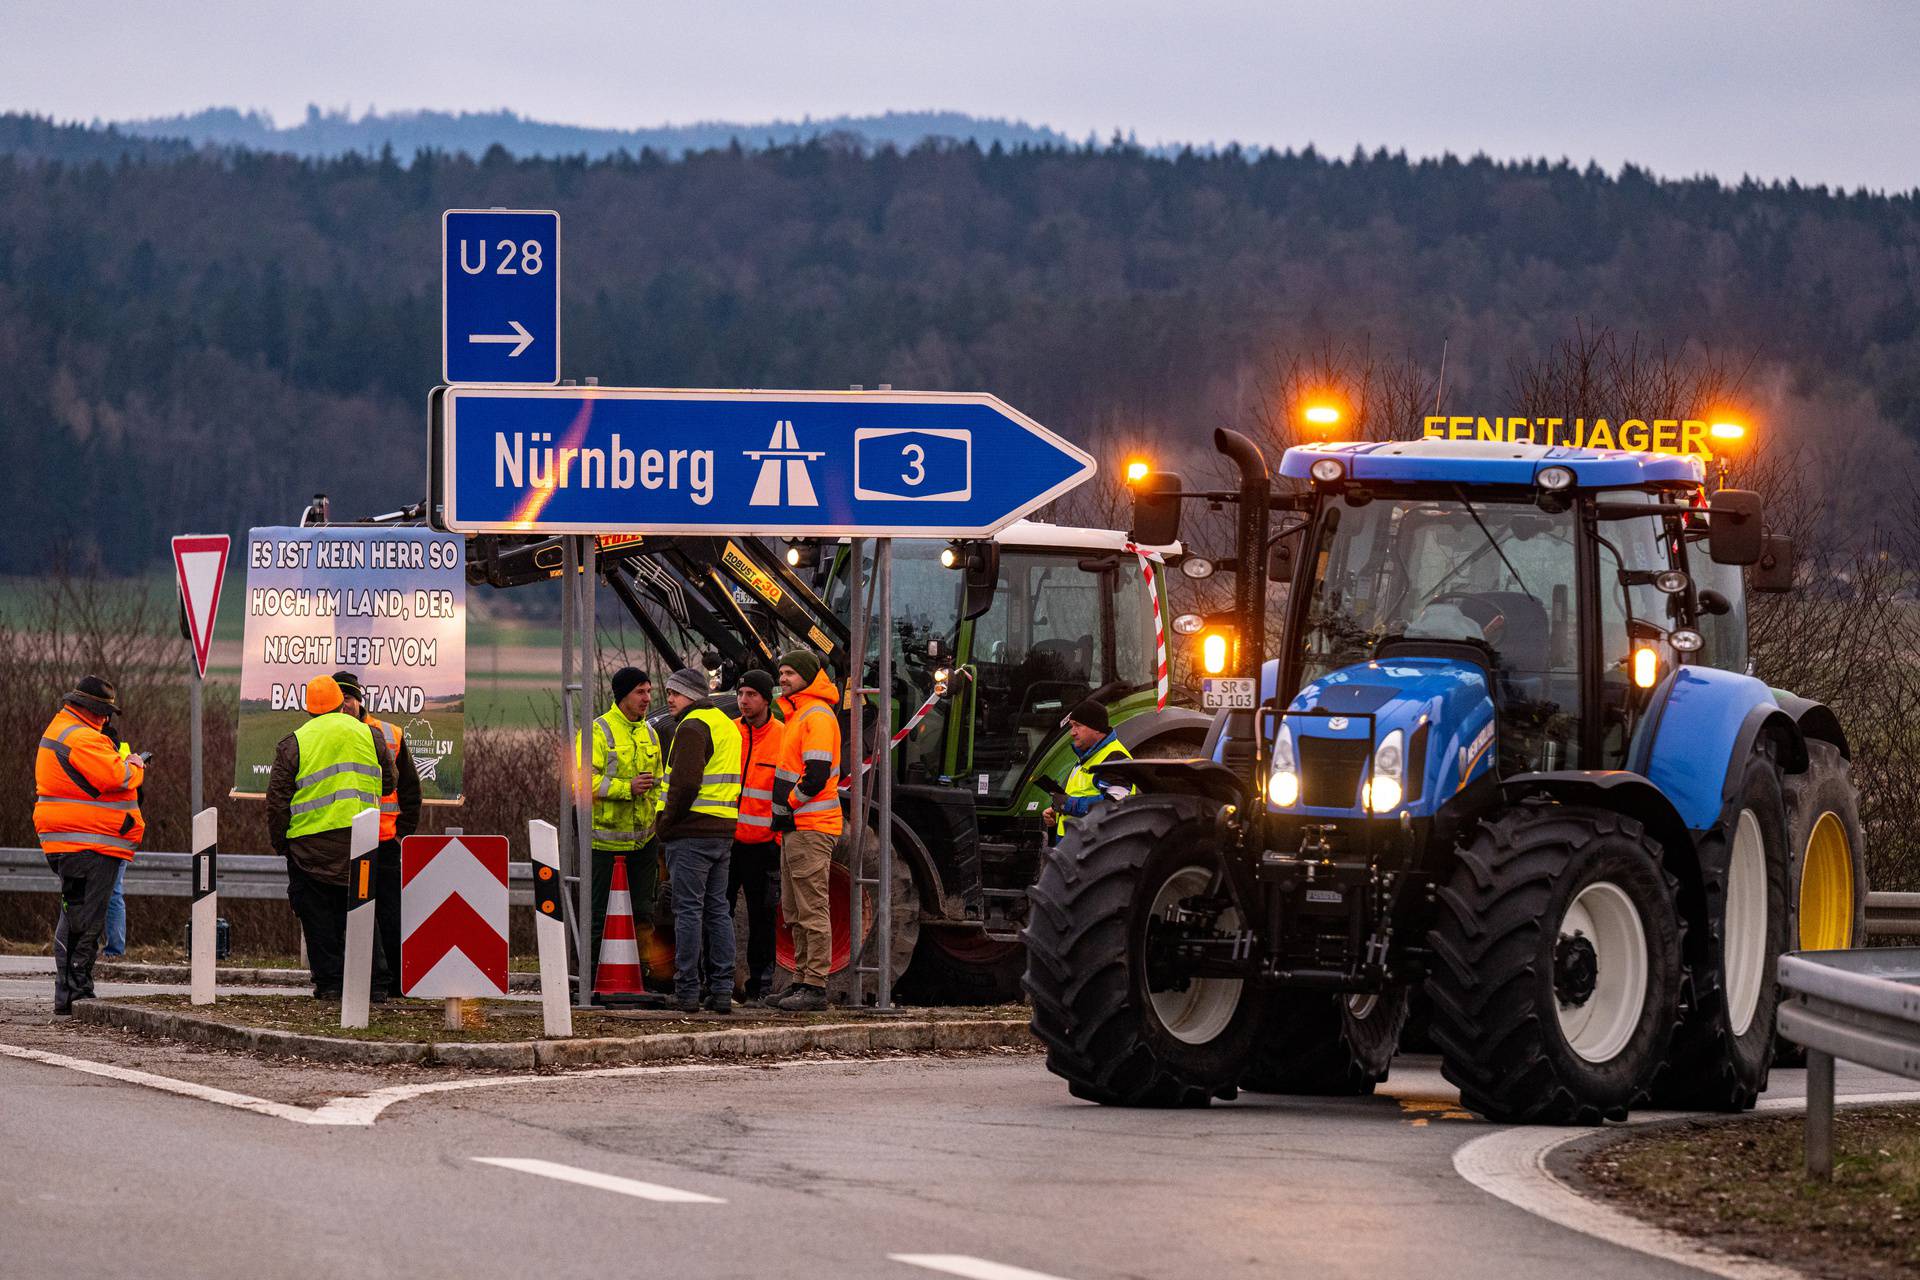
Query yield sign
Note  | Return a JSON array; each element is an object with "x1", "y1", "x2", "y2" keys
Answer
[
  {"x1": 401, "y1": 834, "x2": 510, "y2": 997},
  {"x1": 171, "y1": 535, "x2": 230, "y2": 679}
]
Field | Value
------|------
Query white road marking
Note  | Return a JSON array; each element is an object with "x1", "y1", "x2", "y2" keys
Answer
[
  {"x1": 890, "y1": 1255, "x2": 1075, "y2": 1280},
  {"x1": 0, "y1": 1041, "x2": 876, "y2": 1127},
  {"x1": 473, "y1": 1157, "x2": 724, "y2": 1203},
  {"x1": 0, "y1": 1042, "x2": 328, "y2": 1124},
  {"x1": 1452, "y1": 1088, "x2": 1920, "y2": 1280}
]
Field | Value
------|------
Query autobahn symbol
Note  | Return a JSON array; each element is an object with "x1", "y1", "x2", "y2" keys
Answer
[
  {"x1": 401, "y1": 834, "x2": 509, "y2": 996},
  {"x1": 745, "y1": 419, "x2": 824, "y2": 506}
]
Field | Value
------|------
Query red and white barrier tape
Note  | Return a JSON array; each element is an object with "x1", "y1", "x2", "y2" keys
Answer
[
  {"x1": 840, "y1": 687, "x2": 946, "y2": 787},
  {"x1": 1125, "y1": 542, "x2": 1170, "y2": 710}
]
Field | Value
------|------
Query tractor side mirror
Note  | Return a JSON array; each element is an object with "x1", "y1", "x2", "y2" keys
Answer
[
  {"x1": 1266, "y1": 540, "x2": 1295, "y2": 583},
  {"x1": 1751, "y1": 533, "x2": 1795, "y2": 593},
  {"x1": 962, "y1": 541, "x2": 1001, "y2": 621},
  {"x1": 1708, "y1": 489, "x2": 1765, "y2": 565},
  {"x1": 1131, "y1": 471, "x2": 1184, "y2": 547}
]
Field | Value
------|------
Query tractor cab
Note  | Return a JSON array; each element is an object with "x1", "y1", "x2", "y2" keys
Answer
[
  {"x1": 1265, "y1": 439, "x2": 1785, "y2": 837},
  {"x1": 823, "y1": 520, "x2": 1176, "y2": 804}
]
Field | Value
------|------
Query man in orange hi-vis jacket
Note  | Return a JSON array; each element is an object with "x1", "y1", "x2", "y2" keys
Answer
[
  {"x1": 770, "y1": 649, "x2": 843, "y2": 1011},
  {"x1": 33, "y1": 675, "x2": 148, "y2": 1014}
]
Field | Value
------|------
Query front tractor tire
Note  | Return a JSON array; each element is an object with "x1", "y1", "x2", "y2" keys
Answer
[
  {"x1": 1426, "y1": 805, "x2": 1682, "y2": 1124},
  {"x1": 1651, "y1": 738, "x2": 1790, "y2": 1111},
  {"x1": 1025, "y1": 797, "x2": 1262, "y2": 1107}
]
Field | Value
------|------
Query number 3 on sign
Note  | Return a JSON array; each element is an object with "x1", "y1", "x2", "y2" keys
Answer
[{"x1": 458, "y1": 240, "x2": 546, "y2": 275}]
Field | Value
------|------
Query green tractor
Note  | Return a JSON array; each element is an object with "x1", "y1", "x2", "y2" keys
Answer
[
  {"x1": 800, "y1": 521, "x2": 1212, "y2": 1000},
  {"x1": 1026, "y1": 431, "x2": 1865, "y2": 1120}
]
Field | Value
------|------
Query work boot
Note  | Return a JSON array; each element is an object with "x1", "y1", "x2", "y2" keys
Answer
[
  {"x1": 673, "y1": 994, "x2": 701, "y2": 1014},
  {"x1": 776, "y1": 984, "x2": 827, "y2": 1012},
  {"x1": 704, "y1": 992, "x2": 733, "y2": 1015}
]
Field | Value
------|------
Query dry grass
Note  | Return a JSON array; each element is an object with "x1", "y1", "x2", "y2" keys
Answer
[{"x1": 1582, "y1": 1106, "x2": 1920, "y2": 1279}]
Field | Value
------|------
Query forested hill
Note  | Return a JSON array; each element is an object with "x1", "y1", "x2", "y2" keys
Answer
[
  {"x1": 109, "y1": 107, "x2": 1077, "y2": 162},
  {"x1": 1, "y1": 125, "x2": 1916, "y2": 572}
]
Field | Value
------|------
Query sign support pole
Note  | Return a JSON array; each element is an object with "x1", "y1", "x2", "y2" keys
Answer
[
  {"x1": 558, "y1": 537, "x2": 584, "y2": 1001},
  {"x1": 340, "y1": 809, "x2": 380, "y2": 1029},
  {"x1": 528, "y1": 819, "x2": 573, "y2": 1038},
  {"x1": 574, "y1": 537, "x2": 598, "y2": 1010},
  {"x1": 189, "y1": 807, "x2": 217, "y2": 1005},
  {"x1": 876, "y1": 538, "x2": 895, "y2": 1010},
  {"x1": 844, "y1": 540, "x2": 866, "y2": 1006},
  {"x1": 189, "y1": 673, "x2": 203, "y2": 818}
]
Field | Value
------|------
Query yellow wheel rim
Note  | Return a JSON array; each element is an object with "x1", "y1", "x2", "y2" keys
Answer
[{"x1": 1798, "y1": 812, "x2": 1855, "y2": 950}]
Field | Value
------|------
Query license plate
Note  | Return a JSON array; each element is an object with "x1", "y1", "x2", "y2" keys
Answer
[{"x1": 1201, "y1": 677, "x2": 1257, "y2": 710}]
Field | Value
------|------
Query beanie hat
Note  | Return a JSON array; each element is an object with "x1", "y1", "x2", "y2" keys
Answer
[
  {"x1": 777, "y1": 649, "x2": 822, "y2": 686},
  {"x1": 737, "y1": 669, "x2": 776, "y2": 700},
  {"x1": 305, "y1": 675, "x2": 344, "y2": 715},
  {"x1": 1062, "y1": 697, "x2": 1111, "y2": 735},
  {"x1": 610, "y1": 666, "x2": 650, "y2": 702},
  {"x1": 65, "y1": 674, "x2": 120, "y2": 716},
  {"x1": 331, "y1": 670, "x2": 364, "y2": 701},
  {"x1": 665, "y1": 668, "x2": 710, "y2": 701}
]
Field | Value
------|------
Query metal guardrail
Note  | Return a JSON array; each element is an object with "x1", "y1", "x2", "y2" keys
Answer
[
  {"x1": 0, "y1": 847, "x2": 536, "y2": 907},
  {"x1": 1777, "y1": 947, "x2": 1920, "y2": 1178},
  {"x1": 1867, "y1": 891, "x2": 1920, "y2": 936}
]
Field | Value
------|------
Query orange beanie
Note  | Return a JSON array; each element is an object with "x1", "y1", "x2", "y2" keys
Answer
[{"x1": 305, "y1": 675, "x2": 344, "y2": 714}]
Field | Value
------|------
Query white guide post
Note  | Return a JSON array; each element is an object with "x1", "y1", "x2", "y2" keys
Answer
[
  {"x1": 529, "y1": 820, "x2": 573, "y2": 1038},
  {"x1": 340, "y1": 809, "x2": 380, "y2": 1029},
  {"x1": 189, "y1": 807, "x2": 218, "y2": 1005}
]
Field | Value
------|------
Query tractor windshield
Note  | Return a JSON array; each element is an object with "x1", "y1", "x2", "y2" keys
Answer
[
  {"x1": 1298, "y1": 495, "x2": 1587, "y2": 771},
  {"x1": 967, "y1": 550, "x2": 1156, "y2": 796}
]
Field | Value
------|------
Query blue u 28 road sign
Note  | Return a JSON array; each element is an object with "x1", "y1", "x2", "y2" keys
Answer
[
  {"x1": 442, "y1": 209, "x2": 561, "y2": 386},
  {"x1": 435, "y1": 387, "x2": 1096, "y2": 538}
]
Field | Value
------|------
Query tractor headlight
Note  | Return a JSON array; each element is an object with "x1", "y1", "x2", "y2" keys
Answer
[
  {"x1": 1269, "y1": 727, "x2": 1299, "y2": 808},
  {"x1": 1363, "y1": 729, "x2": 1405, "y2": 813},
  {"x1": 1309, "y1": 458, "x2": 1346, "y2": 484}
]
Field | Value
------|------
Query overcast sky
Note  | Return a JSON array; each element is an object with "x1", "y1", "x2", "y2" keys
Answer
[{"x1": 4, "y1": 0, "x2": 1914, "y2": 190}]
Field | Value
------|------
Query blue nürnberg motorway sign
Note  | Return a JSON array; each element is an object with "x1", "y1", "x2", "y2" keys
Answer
[
  {"x1": 442, "y1": 209, "x2": 561, "y2": 386},
  {"x1": 438, "y1": 387, "x2": 1095, "y2": 538}
]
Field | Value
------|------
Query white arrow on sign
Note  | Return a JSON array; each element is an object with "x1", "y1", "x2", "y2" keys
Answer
[{"x1": 468, "y1": 319, "x2": 534, "y2": 357}]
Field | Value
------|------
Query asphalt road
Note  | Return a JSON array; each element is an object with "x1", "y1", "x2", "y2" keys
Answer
[{"x1": 5, "y1": 980, "x2": 1909, "y2": 1280}]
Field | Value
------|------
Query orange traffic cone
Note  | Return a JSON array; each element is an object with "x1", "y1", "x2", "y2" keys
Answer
[{"x1": 594, "y1": 857, "x2": 646, "y2": 998}]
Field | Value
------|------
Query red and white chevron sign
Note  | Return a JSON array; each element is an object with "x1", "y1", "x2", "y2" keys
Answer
[{"x1": 401, "y1": 834, "x2": 509, "y2": 997}]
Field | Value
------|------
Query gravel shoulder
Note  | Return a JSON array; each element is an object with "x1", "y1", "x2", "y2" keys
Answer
[{"x1": 1574, "y1": 1106, "x2": 1920, "y2": 1280}]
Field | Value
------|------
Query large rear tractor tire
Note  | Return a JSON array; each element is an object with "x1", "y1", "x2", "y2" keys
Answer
[
  {"x1": 1651, "y1": 739, "x2": 1790, "y2": 1111},
  {"x1": 1426, "y1": 805, "x2": 1682, "y2": 1124},
  {"x1": 1785, "y1": 740, "x2": 1867, "y2": 952},
  {"x1": 1241, "y1": 985, "x2": 1410, "y2": 1096},
  {"x1": 1774, "y1": 739, "x2": 1866, "y2": 1066},
  {"x1": 1025, "y1": 796, "x2": 1263, "y2": 1106}
]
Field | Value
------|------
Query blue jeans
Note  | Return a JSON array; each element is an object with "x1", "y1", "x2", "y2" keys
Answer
[
  {"x1": 665, "y1": 836, "x2": 734, "y2": 1002},
  {"x1": 103, "y1": 861, "x2": 127, "y2": 957}
]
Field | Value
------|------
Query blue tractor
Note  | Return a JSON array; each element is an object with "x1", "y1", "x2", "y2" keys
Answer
[{"x1": 1024, "y1": 431, "x2": 1865, "y2": 1122}]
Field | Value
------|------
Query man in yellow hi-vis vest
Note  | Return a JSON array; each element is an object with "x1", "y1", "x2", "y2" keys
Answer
[
  {"x1": 657, "y1": 668, "x2": 742, "y2": 1013},
  {"x1": 267, "y1": 675, "x2": 395, "y2": 1000},
  {"x1": 578, "y1": 667, "x2": 663, "y2": 991},
  {"x1": 1042, "y1": 699, "x2": 1134, "y2": 842}
]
